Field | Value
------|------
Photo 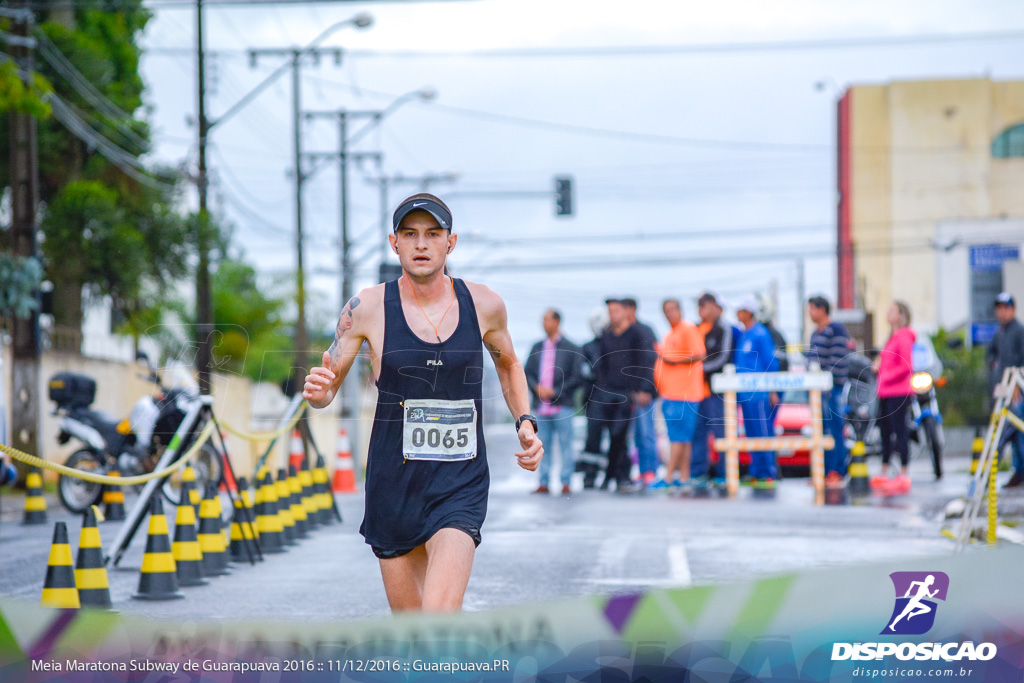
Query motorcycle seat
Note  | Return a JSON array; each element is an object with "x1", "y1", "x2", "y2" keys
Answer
[{"x1": 69, "y1": 408, "x2": 127, "y2": 450}]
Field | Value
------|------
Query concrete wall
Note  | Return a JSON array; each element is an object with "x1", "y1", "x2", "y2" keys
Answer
[{"x1": 848, "y1": 77, "x2": 1024, "y2": 342}]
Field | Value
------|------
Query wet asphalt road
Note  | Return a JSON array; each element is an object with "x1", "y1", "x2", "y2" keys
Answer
[{"x1": 0, "y1": 426, "x2": 1006, "y2": 620}]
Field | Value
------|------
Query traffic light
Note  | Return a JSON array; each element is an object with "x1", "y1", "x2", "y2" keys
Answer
[{"x1": 554, "y1": 176, "x2": 573, "y2": 216}]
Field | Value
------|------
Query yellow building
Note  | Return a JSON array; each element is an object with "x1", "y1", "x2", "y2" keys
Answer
[{"x1": 838, "y1": 77, "x2": 1024, "y2": 343}]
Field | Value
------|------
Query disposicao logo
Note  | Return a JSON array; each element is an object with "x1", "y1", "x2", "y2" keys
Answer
[
  {"x1": 831, "y1": 571, "x2": 997, "y2": 662},
  {"x1": 883, "y1": 571, "x2": 949, "y2": 636}
]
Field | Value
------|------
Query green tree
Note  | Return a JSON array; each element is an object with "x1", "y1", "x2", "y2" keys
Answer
[
  {"x1": 934, "y1": 329, "x2": 990, "y2": 427},
  {"x1": 209, "y1": 258, "x2": 292, "y2": 385},
  {"x1": 1, "y1": 4, "x2": 186, "y2": 350}
]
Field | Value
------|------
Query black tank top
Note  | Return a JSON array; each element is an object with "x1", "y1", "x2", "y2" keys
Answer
[{"x1": 359, "y1": 277, "x2": 489, "y2": 550}]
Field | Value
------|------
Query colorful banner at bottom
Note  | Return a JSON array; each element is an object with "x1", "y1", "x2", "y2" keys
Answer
[{"x1": 1, "y1": 547, "x2": 1021, "y2": 682}]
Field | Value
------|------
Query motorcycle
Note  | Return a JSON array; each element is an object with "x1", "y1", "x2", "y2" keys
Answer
[
  {"x1": 842, "y1": 351, "x2": 881, "y2": 453},
  {"x1": 908, "y1": 335, "x2": 945, "y2": 479},
  {"x1": 52, "y1": 352, "x2": 222, "y2": 513}
]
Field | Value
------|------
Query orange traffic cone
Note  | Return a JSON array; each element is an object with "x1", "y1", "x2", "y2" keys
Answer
[
  {"x1": 331, "y1": 428, "x2": 356, "y2": 493},
  {"x1": 288, "y1": 429, "x2": 305, "y2": 471},
  {"x1": 219, "y1": 428, "x2": 237, "y2": 494}
]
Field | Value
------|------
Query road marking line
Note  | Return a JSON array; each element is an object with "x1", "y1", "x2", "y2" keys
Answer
[{"x1": 668, "y1": 542, "x2": 692, "y2": 587}]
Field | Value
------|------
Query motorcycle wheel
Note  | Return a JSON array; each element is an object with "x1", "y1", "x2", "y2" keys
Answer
[
  {"x1": 161, "y1": 442, "x2": 224, "y2": 506},
  {"x1": 922, "y1": 416, "x2": 943, "y2": 479},
  {"x1": 58, "y1": 449, "x2": 106, "y2": 513}
]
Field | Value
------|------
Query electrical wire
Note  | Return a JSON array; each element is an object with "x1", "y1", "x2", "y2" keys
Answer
[
  {"x1": 301, "y1": 73, "x2": 1010, "y2": 155},
  {"x1": 34, "y1": 29, "x2": 151, "y2": 152}
]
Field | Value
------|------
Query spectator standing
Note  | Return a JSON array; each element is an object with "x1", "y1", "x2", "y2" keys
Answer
[
  {"x1": 691, "y1": 293, "x2": 738, "y2": 486},
  {"x1": 987, "y1": 292, "x2": 1024, "y2": 488},
  {"x1": 525, "y1": 310, "x2": 583, "y2": 495},
  {"x1": 622, "y1": 298, "x2": 660, "y2": 485},
  {"x1": 735, "y1": 297, "x2": 780, "y2": 485},
  {"x1": 807, "y1": 295, "x2": 852, "y2": 483},
  {"x1": 578, "y1": 299, "x2": 650, "y2": 492},
  {"x1": 651, "y1": 299, "x2": 705, "y2": 491},
  {"x1": 874, "y1": 301, "x2": 916, "y2": 495}
]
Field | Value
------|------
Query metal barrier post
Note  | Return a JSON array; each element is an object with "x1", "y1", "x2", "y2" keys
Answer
[{"x1": 106, "y1": 396, "x2": 212, "y2": 567}]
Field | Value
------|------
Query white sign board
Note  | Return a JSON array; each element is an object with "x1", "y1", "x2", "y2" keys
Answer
[{"x1": 712, "y1": 371, "x2": 833, "y2": 394}]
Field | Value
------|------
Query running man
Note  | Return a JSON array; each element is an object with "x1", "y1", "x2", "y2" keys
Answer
[
  {"x1": 888, "y1": 575, "x2": 939, "y2": 632},
  {"x1": 302, "y1": 193, "x2": 543, "y2": 613}
]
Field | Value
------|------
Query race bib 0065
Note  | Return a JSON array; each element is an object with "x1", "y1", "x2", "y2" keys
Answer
[{"x1": 402, "y1": 399, "x2": 477, "y2": 462}]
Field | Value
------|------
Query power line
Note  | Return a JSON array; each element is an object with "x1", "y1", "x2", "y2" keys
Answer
[
  {"x1": 33, "y1": 28, "x2": 150, "y2": 152},
  {"x1": 331, "y1": 30, "x2": 1024, "y2": 59},
  {"x1": 302, "y1": 73, "x2": 1009, "y2": 155},
  {"x1": 140, "y1": 28, "x2": 1024, "y2": 57}
]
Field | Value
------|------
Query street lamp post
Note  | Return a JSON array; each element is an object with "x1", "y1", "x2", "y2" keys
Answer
[
  {"x1": 193, "y1": 11, "x2": 372, "y2": 394},
  {"x1": 301, "y1": 87, "x2": 434, "y2": 459}
]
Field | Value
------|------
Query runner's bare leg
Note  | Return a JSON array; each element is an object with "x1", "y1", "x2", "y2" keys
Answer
[
  {"x1": 379, "y1": 546, "x2": 428, "y2": 611},
  {"x1": 421, "y1": 528, "x2": 476, "y2": 612}
]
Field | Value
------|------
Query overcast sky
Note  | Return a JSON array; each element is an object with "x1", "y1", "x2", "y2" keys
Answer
[{"x1": 136, "y1": 0, "x2": 1024, "y2": 353}]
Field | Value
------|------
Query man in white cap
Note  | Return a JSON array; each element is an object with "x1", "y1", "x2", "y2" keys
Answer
[{"x1": 734, "y1": 296, "x2": 780, "y2": 486}]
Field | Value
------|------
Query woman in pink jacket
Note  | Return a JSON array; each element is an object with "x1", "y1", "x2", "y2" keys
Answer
[{"x1": 873, "y1": 301, "x2": 916, "y2": 494}]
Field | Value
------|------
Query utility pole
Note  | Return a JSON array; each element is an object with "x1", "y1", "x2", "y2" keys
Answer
[
  {"x1": 796, "y1": 256, "x2": 807, "y2": 344},
  {"x1": 195, "y1": 0, "x2": 213, "y2": 395},
  {"x1": 301, "y1": 115, "x2": 380, "y2": 465},
  {"x1": 303, "y1": 110, "x2": 382, "y2": 309},
  {"x1": 249, "y1": 47, "x2": 342, "y2": 392},
  {"x1": 6, "y1": 3, "x2": 40, "y2": 476}
]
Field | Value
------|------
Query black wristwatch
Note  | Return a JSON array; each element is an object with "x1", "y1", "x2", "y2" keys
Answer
[{"x1": 516, "y1": 414, "x2": 539, "y2": 434}]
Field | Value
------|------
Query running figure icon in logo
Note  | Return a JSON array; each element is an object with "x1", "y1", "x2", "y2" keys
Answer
[{"x1": 883, "y1": 571, "x2": 950, "y2": 635}]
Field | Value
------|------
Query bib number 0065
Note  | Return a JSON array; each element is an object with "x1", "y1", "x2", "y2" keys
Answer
[
  {"x1": 410, "y1": 427, "x2": 470, "y2": 449},
  {"x1": 402, "y1": 398, "x2": 477, "y2": 461}
]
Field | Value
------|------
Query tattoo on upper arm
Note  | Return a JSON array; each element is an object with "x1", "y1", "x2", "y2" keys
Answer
[
  {"x1": 485, "y1": 341, "x2": 503, "y2": 359},
  {"x1": 327, "y1": 296, "x2": 362, "y2": 365}
]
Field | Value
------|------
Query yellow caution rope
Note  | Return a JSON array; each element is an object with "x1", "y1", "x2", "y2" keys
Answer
[
  {"x1": 216, "y1": 402, "x2": 308, "y2": 442},
  {"x1": 0, "y1": 420, "x2": 215, "y2": 486}
]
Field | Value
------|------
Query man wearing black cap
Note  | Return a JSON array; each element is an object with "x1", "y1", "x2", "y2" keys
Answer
[
  {"x1": 302, "y1": 192, "x2": 544, "y2": 611},
  {"x1": 989, "y1": 291, "x2": 1024, "y2": 487}
]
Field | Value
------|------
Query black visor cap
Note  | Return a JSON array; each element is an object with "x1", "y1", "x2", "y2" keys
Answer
[{"x1": 393, "y1": 197, "x2": 453, "y2": 232}]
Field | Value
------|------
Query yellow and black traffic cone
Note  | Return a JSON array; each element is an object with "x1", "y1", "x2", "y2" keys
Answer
[
  {"x1": 276, "y1": 467, "x2": 297, "y2": 546},
  {"x1": 303, "y1": 458, "x2": 323, "y2": 528},
  {"x1": 41, "y1": 522, "x2": 80, "y2": 609},
  {"x1": 171, "y1": 479, "x2": 207, "y2": 587},
  {"x1": 848, "y1": 441, "x2": 870, "y2": 497},
  {"x1": 23, "y1": 466, "x2": 47, "y2": 525},
  {"x1": 255, "y1": 471, "x2": 285, "y2": 554},
  {"x1": 75, "y1": 506, "x2": 111, "y2": 609},
  {"x1": 181, "y1": 466, "x2": 201, "y2": 507},
  {"x1": 314, "y1": 456, "x2": 336, "y2": 525},
  {"x1": 134, "y1": 496, "x2": 184, "y2": 600},
  {"x1": 241, "y1": 474, "x2": 259, "y2": 542},
  {"x1": 229, "y1": 476, "x2": 261, "y2": 563},
  {"x1": 971, "y1": 428, "x2": 983, "y2": 476},
  {"x1": 102, "y1": 471, "x2": 126, "y2": 522},
  {"x1": 288, "y1": 464, "x2": 309, "y2": 539},
  {"x1": 198, "y1": 483, "x2": 230, "y2": 577}
]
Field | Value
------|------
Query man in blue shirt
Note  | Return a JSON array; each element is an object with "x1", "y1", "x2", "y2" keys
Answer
[
  {"x1": 734, "y1": 297, "x2": 779, "y2": 484},
  {"x1": 807, "y1": 295, "x2": 851, "y2": 482}
]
